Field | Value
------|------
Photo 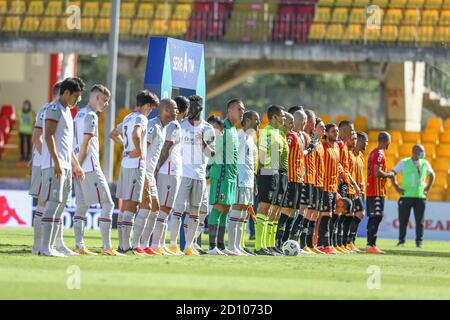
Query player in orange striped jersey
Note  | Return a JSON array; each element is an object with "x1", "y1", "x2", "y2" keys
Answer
[
  {"x1": 289, "y1": 109, "x2": 317, "y2": 248},
  {"x1": 366, "y1": 131, "x2": 394, "y2": 254},
  {"x1": 317, "y1": 123, "x2": 341, "y2": 254},
  {"x1": 275, "y1": 109, "x2": 306, "y2": 251},
  {"x1": 345, "y1": 131, "x2": 368, "y2": 252},
  {"x1": 303, "y1": 117, "x2": 326, "y2": 254}
]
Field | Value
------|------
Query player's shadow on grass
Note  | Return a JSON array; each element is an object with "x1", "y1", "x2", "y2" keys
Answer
[
  {"x1": 387, "y1": 250, "x2": 450, "y2": 258},
  {"x1": 0, "y1": 244, "x2": 31, "y2": 255}
]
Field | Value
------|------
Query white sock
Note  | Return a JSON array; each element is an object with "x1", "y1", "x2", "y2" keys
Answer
[
  {"x1": 170, "y1": 211, "x2": 183, "y2": 247},
  {"x1": 140, "y1": 211, "x2": 158, "y2": 248},
  {"x1": 117, "y1": 211, "x2": 124, "y2": 250},
  {"x1": 160, "y1": 222, "x2": 168, "y2": 248},
  {"x1": 32, "y1": 206, "x2": 44, "y2": 252},
  {"x1": 73, "y1": 205, "x2": 88, "y2": 249},
  {"x1": 227, "y1": 209, "x2": 242, "y2": 251},
  {"x1": 122, "y1": 211, "x2": 135, "y2": 251},
  {"x1": 132, "y1": 209, "x2": 150, "y2": 249},
  {"x1": 186, "y1": 215, "x2": 200, "y2": 248},
  {"x1": 99, "y1": 201, "x2": 114, "y2": 250},
  {"x1": 194, "y1": 212, "x2": 207, "y2": 243},
  {"x1": 151, "y1": 211, "x2": 168, "y2": 248},
  {"x1": 40, "y1": 201, "x2": 58, "y2": 253}
]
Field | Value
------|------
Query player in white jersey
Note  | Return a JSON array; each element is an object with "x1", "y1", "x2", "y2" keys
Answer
[
  {"x1": 29, "y1": 81, "x2": 61, "y2": 255},
  {"x1": 226, "y1": 110, "x2": 259, "y2": 256},
  {"x1": 151, "y1": 96, "x2": 190, "y2": 255},
  {"x1": 39, "y1": 77, "x2": 86, "y2": 257},
  {"x1": 131, "y1": 99, "x2": 178, "y2": 256},
  {"x1": 110, "y1": 90, "x2": 159, "y2": 255},
  {"x1": 72, "y1": 85, "x2": 121, "y2": 256},
  {"x1": 171, "y1": 95, "x2": 216, "y2": 256}
]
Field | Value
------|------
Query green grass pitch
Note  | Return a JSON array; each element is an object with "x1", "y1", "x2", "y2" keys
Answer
[{"x1": 1, "y1": 228, "x2": 450, "y2": 299}]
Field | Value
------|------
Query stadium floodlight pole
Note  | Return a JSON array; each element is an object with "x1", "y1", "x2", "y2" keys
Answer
[{"x1": 104, "y1": 0, "x2": 120, "y2": 183}]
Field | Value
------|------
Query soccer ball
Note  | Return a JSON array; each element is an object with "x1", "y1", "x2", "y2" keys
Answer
[{"x1": 282, "y1": 240, "x2": 300, "y2": 256}]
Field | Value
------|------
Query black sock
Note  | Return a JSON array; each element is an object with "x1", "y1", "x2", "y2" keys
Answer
[
  {"x1": 342, "y1": 216, "x2": 353, "y2": 245},
  {"x1": 275, "y1": 214, "x2": 289, "y2": 248},
  {"x1": 349, "y1": 216, "x2": 361, "y2": 244},
  {"x1": 372, "y1": 215, "x2": 383, "y2": 246},
  {"x1": 330, "y1": 215, "x2": 339, "y2": 247},
  {"x1": 289, "y1": 214, "x2": 303, "y2": 241},
  {"x1": 208, "y1": 224, "x2": 218, "y2": 250},
  {"x1": 299, "y1": 218, "x2": 310, "y2": 248},
  {"x1": 282, "y1": 217, "x2": 294, "y2": 243},
  {"x1": 217, "y1": 226, "x2": 226, "y2": 250},
  {"x1": 336, "y1": 216, "x2": 345, "y2": 246},
  {"x1": 306, "y1": 220, "x2": 316, "y2": 248},
  {"x1": 319, "y1": 216, "x2": 331, "y2": 247}
]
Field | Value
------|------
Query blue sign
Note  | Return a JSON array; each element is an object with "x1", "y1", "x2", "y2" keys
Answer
[{"x1": 144, "y1": 37, "x2": 206, "y2": 116}]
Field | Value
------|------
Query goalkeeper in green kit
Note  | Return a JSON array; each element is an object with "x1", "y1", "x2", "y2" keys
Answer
[{"x1": 207, "y1": 99, "x2": 245, "y2": 255}]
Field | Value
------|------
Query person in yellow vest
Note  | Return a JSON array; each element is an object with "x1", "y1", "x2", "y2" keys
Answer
[
  {"x1": 18, "y1": 100, "x2": 35, "y2": 161},
  {"x1": 391, "y1": 144, "x2": 435, "y2": 248}
]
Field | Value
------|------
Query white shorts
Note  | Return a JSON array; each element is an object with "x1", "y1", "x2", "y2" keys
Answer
[
  {"x1": 29, "y1": 166, "x2": 42, "y2": 198},
  {"x1": 157, "y1": 173, "x2": 180, "y2": 208},
  {"x1": 39, "y1": 168, "x2": 72, "y2": 203},
  {"x1": 74, "y1": 170, "x2": 113, "y2": 206},
  {"x1": 200, "y1": 187, "x2": 209, "y2": 213},
  {"x1": 235, "y1": 186, "x2": 254, "y2": 206},
  {"x1": 147, "y1": 174, "x2": 159, "y2": 199},
  {"x1": 116, "y1": 167, "x2": 146, "y2": 202},
  {"x1": 173, "y1": 177, "x2": 206, "y2": 213}
]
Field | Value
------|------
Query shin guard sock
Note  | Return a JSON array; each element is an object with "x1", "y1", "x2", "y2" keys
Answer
[
  {"x1": 318, "y1": 216, "x2": 331, "y2": 247},
  {"x1": 170, "y1": 211, "x2": 183, "y2": 247},
  {"x1": 330, "y1": 214, "x2": 339, "y2": 247},
  {"x1": 306, "y1": 220, "x2": 316, "y2": 248},
  {"x1": 349, "y1": 216, "x2": 361, "y2": 244},
  {"x1": 122, "y1": 211, "x2": 135, "y2": 251},
  {"x1": 255, "y1": 213, "x2": 266, "y2": 251},
  {"x1": 32, "y1": 207, "x2": 44, "y2": 252},
  {"x1": 282, "y1": 217, "x2": 294, "y2": 243},
  {"x1": 99, "y1": 201, "x2": 114, "y2": 250},
  {"x1": 299, "y1": 218, "x2": 310, "y2": 248},
  {"x1": 275, "y1": 214, "x2": 288, "y2": 248},
  {"x1": 342, "y1": 215, "x2": 353, "y2": 245},
  {"x1": 131, "y1": 209, "x2": 150, "y2": 249}
]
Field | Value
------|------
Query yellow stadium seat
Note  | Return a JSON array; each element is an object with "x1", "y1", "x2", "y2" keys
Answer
[
  {"x1": 331, "y1": 8, "x2": 348, "y2": 24},
  {"x1": 399, "y1": 25, "x2": 417, "y2": 41},
  {"x1": 417, "y1": 26, "x2": 434, "y2": 45},
  {"x1": 335, "y1": 114, "x2": 348, "y2": 125},
  {"x1": 364, "y1": 27, "x2": 381, "y2": 41},
  {"x1": 154, "y1": 3, "x2": 172, "y2": 19},
  {"x1": 354, "y1": 115, "x2": 368, "y2": 131},
  {"x1": 309, "y1": 23, "x2": 327, "y2": 40},
  {"x1": 433, "y1": 172, "x2": 448, "y2": 187},
  {"x1": 96, "y1": 18, "x2": 110, "y2": 34},
  {"x1": 100, "y1": 1, "x2": 111, "y2": 17},
  {"x1": 399, "y1": 143, "x2": 416, "y2": 157},
  {"x1": 150, "y1": 19, "x2": 168, "y2": 35},
  {"x1": 349, "y1": 8, "x2": 365, "y2": 24},
  {"x1": 121, "y1": 2, "x2": 136, "y2": 18},
  {"x1": 422, "y1": 10, "x2": 439, "y2": 25},
  {"x1": 434, "y1": 26, "x2": 450, "y2": 42},
  {"x1": 372, "y1": 0, "x2": 389, "y2": 7},
  {"x1": 444, "y1": 0, "x2": 450, "y2": 7},
  {"x1": 346, "y1": 23, "x2": 363, "y2": 41},
  {"x1": 9, "y1": 0, "x2": 26, "y2": 14},
  {"x1": 384, "y1": 9, "x2": 403, "y2": 25},
  {"x1": 386, "y1": 143, "x2": 399, "y2": 158},
  {"x1": 167, "y1": 20, "x2": 188, "y2": 36},
  {"x1": 440, "y1": 132, "x2": 450, "y2": 144},
  {"x1": 445, "y1": 119, "x2": 450, "y2": 130},
  {"x1": 389, "y1": 130, "x2": 403, "y2": 144},
  {"x1": 403, "y1": 131, "x2": 421, "y2": 143},
  {"x1": 403, "y1": 9, "x2": 421, "y2": 24},
  {"x1": 368, "y1": 131, "x2": 380, "y2": 143},
  {"x1": 437, "y1": 144, "x2": 450, "y2": 158},
  {"x1": 424, "y1": 0, "x2": 442, "y2": 8},
  {"x1": 207, "y1": 111, "x2": 223, "y2": 119},
  {"x1": 132, "y1": 19, "x2": 149, "y2": 36},
  {"x1": 381, "y1": 25, "x2": 399, "y2": 41},
  {"x1": 428, "y1": 187, "x2": 446, "y2": 201},
  {"x1": 426, "y1": 117, "x2": 443, "y2": 131},
  {"x1": 440, "y1": 10, "x2": 450, "y2": 25},
  {"x1": 421, "y1": 131, "x2": 439, "y2": 144},
  {"x1": 317, "y1": 0, "x2": 335, "y2": 6},
  {"x1": 390, "y1": 0, "x2": 408, "y2": 7},
  {"x1": 433, "y1": 158, "x2": 450, "y2": 172},
  {"x1": 353, "y1": 0, "x2": 370, "y2": 7},
  {"x1": 173, "y1": 4, "x2": 192, "y2": 20},
  {"x1": 83, "y1": 1, "x2": 99, "y2": 17},
  {"x1": 39, "y1": 16, "x2": 57, "y2": 32},
  {"x1": 319, "y1": 114, "x2": 331, "y2": 124},
  {"x1": 314, "y1": 8, "x2": 331, "y2": 23},
  {"x1": 327, "y1": 24, "x2": 345, "y2": 40},
  {"x1": 422, "y1": 143, "x2": 436, "y2": 159},
  {"x1": 28, "y1": 1, "x2": 44, "y2": 15},
  {"x1": 406, "y1": 0, "x2": 425, "y2": 7},
  {"x1": 335, "y1": 0, "x2": 354, "y2": 5},
  {"x1": 119, "y1": 18, "x2": 131, "y2": 36},
  {"x1": 22, "y1": 17, "x2": 40, "y2": 32},
  {"x1": 80, "y1": 17, "x2": 95, "y2": 33},
  {"x1": 45, "y1": 1, "x2": 62, "y2": 15},
  {"x1": 2, "y1": 16, "x2": 21, "y2": 31},
  {"x1": 137, "y1": 3, "x2": 154, "y2": 19},
  {"x1": 0, "y1": 1, "x2": 7, "y2": 15}
]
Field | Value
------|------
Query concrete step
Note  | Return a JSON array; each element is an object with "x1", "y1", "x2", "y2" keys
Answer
[{"x1": 0, "y1": 160, "x2": 31, "y2": 179}]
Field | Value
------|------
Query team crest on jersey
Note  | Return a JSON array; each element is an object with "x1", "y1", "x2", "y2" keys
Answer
[
  {"x1": 287, "y1": 137, "x2": 293, "y2": 146},
  {"x1": 51, "y1": 104, "x2": 58, "y2": 110},
  {"x1": 149, "y1": 127, "x2": 154, "y2": 134},
  {"x1": 91, "y1": 120, "x2": 96, "y2": 128},
  {"x1": 220, "y1": 194, "x2": 225, "y2": 201}
]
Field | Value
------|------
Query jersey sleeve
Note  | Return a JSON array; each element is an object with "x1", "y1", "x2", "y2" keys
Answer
[
  {"x1": 83, "y1": 113, "x2": 97, "y2": 136},
  {"x1": 164, "y1": 122, "x2": 178, "y2": 144},
  {"x1": 115, "y1": 122, "x2": 123, "y2": 133},
  {"x1": 45, "y1": 104, "x2": 62, "y2": 123},
  {"x1": 203, "y1": 124, "x2": 216, "y2": 150},
  {"x1": 34, "y1": 104, "x2": 47, "y2": 129},
  {"x1": 147, "y1": 123, "x2": 157, "y2": 144},
  {"x1": 375, "y1": 150, "x2": 385, "y2": 167},
  {"x1": 134, "y1": 115, "x2": 147, "y2": 129},
  {"x1": 393, "y1": 159, "x2": 406, "y2": 173},
  {"x1": 424, "y1": 160, "x2": 434, "y2": 175},
  {"x1": 286, "y1": 133, "x2": 298, "y2": 151}
]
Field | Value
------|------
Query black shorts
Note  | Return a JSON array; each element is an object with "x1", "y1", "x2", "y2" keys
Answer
[
  {"x1": 338, "y1": 182, "x2": 349, "y2": 198},
  {"x1": 320, "y1": 191, "x2": 337, "y2": 213},
  {"x1": 257, "y1": 173, "x2": 279, "y2": 204},
  {"x1": 311, "y1": 187, "x2": 323, "y2": 211},
  {"x1": 282, "y1": 182, "x2": 301, "y2": 209},
  {"x1": 300, "y1": 183, "x2": 313, "y2": 206},
  {"x1": 353, "y1": 195, "x2": 365, "y2": 213},
  {"x1": 274, "y1": 171, "x2": 288, "y2": 206},
  {"x1": 366, "y1": 196, "x2": 385, "y2": 217}
]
